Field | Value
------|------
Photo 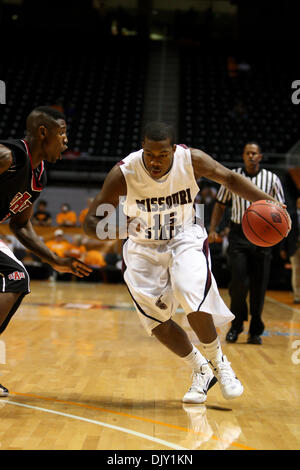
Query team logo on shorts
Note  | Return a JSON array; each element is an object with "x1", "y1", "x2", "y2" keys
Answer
[
  {"x1": 8, "y1": 271, "x2": 25, "y2": 281},
  {"x1": 155, "y1": 295, "x2": 168, "y2": 310}
]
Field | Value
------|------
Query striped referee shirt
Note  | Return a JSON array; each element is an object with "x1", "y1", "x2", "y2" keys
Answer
[{"x1": 216, "y1": 168, "x2": 285, "y2": 224}]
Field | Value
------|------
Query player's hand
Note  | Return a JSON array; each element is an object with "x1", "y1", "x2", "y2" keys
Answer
[
  {"x1": 208, "y1": 231, "x2": 219, "y2": 244},
  {"x1": 53, "y1": 257, "x2": 93, "y2": 277},
  {"x1": 279, "y1": 204, "x2": 292, "y2": 235},
  {"x1": 271, "y1": 201, "x2": 292, "y2": 235}
]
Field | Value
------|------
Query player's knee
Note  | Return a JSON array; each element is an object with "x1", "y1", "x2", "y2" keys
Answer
[
  {"x1": 152, "y1": 319, "x2": 173, "y2": 338},
  {"x1": 0, "y1": 291, "x2": 26, "y2": 334}
]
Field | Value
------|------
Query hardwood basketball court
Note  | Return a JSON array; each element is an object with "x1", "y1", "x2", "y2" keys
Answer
[{"x1": 0, "y1": 280, "x2": 299, "y2": 450}]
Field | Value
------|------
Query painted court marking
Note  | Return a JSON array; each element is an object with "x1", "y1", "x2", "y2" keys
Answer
[
  {"x1": 2, "y1": 399, "x2": 187, "y2": 451},
  {"x1": 2, "y1": 392, "x2": 255, "y2": 451},
  {"x1": 266, "y1": 295, "x2": 300, "y2": 314}
]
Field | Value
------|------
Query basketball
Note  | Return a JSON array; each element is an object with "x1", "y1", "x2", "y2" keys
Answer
[{"x1": 242, "y1": 200, "x2": 290, "y2": 247}]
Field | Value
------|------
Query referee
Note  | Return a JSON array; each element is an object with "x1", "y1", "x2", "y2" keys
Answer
[{"x1": 208, "y1": 143, "x2": 285, "y2": 345}]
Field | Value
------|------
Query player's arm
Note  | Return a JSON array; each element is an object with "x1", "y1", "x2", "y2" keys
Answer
[
  {"x1": 191, "y1": 148, "x2": 279, "y2": 204},
  {"x1": 9, "y1": 206, "x2": 92, "y2": 277},
  {"x1": 0, "y1": 144, "x2": 13, "y2": 174},
  {"x1": 83, "y1": 164, "x2": 127, "y2": 240}
]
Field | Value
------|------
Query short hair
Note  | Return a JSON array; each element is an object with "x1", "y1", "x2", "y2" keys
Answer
[
  {"x1": 244, "y1": 141, "x2": 262, "y2": 153},
  {"x1": 142, "y1": 122, "x2": 175, "y2": 145},
  {"x1": 26, "y1": 106, "x2": 66, "y2": 132},
  {"x1": 33, "y1": 106, "x2": 65, "y2": 121}
]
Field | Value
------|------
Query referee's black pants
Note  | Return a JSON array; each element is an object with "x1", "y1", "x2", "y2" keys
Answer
[{"x1": 227, "y1": 223, "x2": 272, "y2": 336}]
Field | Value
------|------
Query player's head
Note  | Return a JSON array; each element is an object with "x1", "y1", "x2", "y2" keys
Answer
[
  {"x1": 142, "y1": 122, "x2": 176, "y2": 179},
  {"x1": 242, "y1": 142, "x2": 262, "y2": 174},
  {"x1": 26, "y1": 106, "x2": 68, "y2": 163}
]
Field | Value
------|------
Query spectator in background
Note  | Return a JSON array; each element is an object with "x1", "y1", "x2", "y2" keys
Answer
[
  {"x1": 64, "y1": 234, "x2": 87, "y2": 261},
  {"x1": 79, "y1": 198, "x2": 93, "y2": 227},
  {"x1": 45, "y1": 229, "x2": 73, "y2": 258},
  {"x1": 32, "y1": 200, "x2": 52, "y2": 226},
  {"x1": 56, "y1": 203, "x2": 77, "y2": 227},
  {"x1": 280, "y1": 196, "x2": 300, "y2": 304},
  {"x1": 84, "y1": 249, "x2": 106, "y2": 268}
]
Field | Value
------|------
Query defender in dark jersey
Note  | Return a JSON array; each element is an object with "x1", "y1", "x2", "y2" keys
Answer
[{"x1": 0, "y1": 106, "x2": 92, "y2": 396}]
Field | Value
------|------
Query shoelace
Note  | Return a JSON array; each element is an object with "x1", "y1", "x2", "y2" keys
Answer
[
  {"x1": 214, "y1": 360, "x2": 236, "y2": 385},
  {"x1": 189, "y1": 365, "x2": 210, "y2": 391}
]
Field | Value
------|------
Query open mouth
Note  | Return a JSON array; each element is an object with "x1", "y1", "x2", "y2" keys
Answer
[{"x1": 151, "y1": 168, "x2": 161, "y2": 176}]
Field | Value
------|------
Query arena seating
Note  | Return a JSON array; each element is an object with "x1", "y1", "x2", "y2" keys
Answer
[
  {"x1": 179, "y1": 47, "x2": 300, "y2": 164},
  {"x1": 0, "y1": 36, "x2": 148, "y2": 175}
]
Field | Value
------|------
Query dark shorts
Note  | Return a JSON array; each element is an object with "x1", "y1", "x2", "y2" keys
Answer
[
  {"x1": 0, "y1": 243, "x2": 30, "y2": 334},
  {"x1": 0, "y1": 249, "x2": 30, "y2": 295}
]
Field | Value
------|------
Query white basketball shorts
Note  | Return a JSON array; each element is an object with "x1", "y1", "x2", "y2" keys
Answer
[{"x1": 123, "y1": 224, "x2": 234, "y2": 335}]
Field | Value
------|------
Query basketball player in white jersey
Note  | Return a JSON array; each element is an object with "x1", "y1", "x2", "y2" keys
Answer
[{"x1": 84, "y1": 122, "x2": 289, "y2": 404}]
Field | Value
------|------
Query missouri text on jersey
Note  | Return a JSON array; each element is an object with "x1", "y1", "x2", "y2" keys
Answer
[{"x1": 136, "y1": 188, "x2": 192, "y2": 212}]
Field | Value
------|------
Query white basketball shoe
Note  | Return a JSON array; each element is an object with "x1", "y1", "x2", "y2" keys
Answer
[
  {"x1": 210, "y1": 355, "x2": 243, "y2": 400},
  {"x1": 183, "y1": 363, "x2": 218, "y2": 404}
]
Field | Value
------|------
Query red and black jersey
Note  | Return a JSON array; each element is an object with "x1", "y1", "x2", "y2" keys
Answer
[{"x1": 0, "y1": 139, "x2": 47, "y2": 223}]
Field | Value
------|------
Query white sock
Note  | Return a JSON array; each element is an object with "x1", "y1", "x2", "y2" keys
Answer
[
  {"x1": 182, "y1": 344, "x2": 208, "y2": 372},
  {"x1": 200, "y1": 337, "x2": 223, "y2": 365}
]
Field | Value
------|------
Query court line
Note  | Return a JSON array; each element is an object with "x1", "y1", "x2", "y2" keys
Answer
[
  {"x1": 266, "y1": 295, "x2": 300, "y2": 315},
  {"x1": 8, "y1": 391, "x2": 255, "y2": 450},
  {"x1": 2, "y1": 400, "x2": 188, "y2": 451}
]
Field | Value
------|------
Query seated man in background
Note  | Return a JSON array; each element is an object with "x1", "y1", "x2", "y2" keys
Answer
[
  {"x1": 67, "y1": 234, "x2": 107, "y2": 269},
  {"x1": 56, "y1": 203, "x2": 77, "y2": 227},
  {"x1": 32, "y1": 199, "x2": 52, "y2": 226},
  {"x1": 45, "y1": 229, "x2": 73, "y2": 258},
  {"x1": 64, "y1": 234, "x2": 87, "y2": 261}
]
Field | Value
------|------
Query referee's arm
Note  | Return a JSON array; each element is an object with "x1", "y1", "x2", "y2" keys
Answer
[{"x1": 209, "y1": 201, "x2": 227, "y2": 243}]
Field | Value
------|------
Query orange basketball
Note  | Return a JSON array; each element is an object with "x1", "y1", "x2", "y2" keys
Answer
[{"x1": 242, "y1": 200, "x2": 289, "y2": 247}]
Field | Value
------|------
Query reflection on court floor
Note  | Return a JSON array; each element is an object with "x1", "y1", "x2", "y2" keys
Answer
[{"x1": 0, "y1": 281, "x2": 299, "y2": 450}]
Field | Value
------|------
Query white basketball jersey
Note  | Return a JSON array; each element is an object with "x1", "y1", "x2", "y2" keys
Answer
[{"x1": 119, "y1": 144, "x2": 200, "y2": 243}]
